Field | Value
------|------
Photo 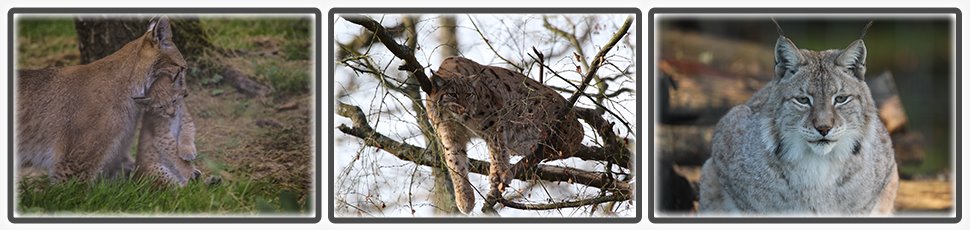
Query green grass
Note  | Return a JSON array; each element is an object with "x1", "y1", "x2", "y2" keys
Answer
[
  {"x1": 17, "y1": 176, "x2": 310, "y2": 215},
  {"x1": 17, "y1": 17, "x2": 76, "y2": 38},
  {"x1": 202, "y1": 17, "x2": 311, "y2": 61},
  {"x1": 202, "y1": 17, "x2": 312, "y2": 96},
  {"x1": 16, "y1": 18, "x2": 79, "y2": 68},
  {"x1": 251, "y1": 58, "x2": 311, "y2": 95}
]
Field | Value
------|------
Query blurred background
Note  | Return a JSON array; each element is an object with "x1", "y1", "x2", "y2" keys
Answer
[{"x1": 654, "y1": 16, "x2": 955, "y2": 215}]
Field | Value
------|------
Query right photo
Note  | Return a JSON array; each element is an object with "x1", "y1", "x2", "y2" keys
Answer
[{"x1": 650, "y1": 9, "x2": 958, "y2": 222}]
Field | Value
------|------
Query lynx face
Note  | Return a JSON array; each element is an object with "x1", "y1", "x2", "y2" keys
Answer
[
  {"x1": 135, "y1": 70, "x2": 187, "y2": 118},
  {"x1": 773, "y1": 37, "x2": 871, "y2": 158},
  {"x1": 428, "y1": 74, "x2": 475, "y2": 121}
]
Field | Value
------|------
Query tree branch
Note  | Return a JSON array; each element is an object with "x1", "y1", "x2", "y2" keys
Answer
[
  {"x1": 341, "y1": 15, "x2": 433, "y2": 93},
  {"x1": 336, "y1": 102, "x2": 631, "y2": 193},
  {"x1": 499, "y1": 193, "x2": 630, "y2": 210},
  {"x1": 336, "y1": 22, "x2": 407, "y2": 61},
  {"x1": 573, "y1": 108, "x2": 632, "y2": 169},
  {"x1": 563, "y1": 16, "x2": 633, "y2": 111}
]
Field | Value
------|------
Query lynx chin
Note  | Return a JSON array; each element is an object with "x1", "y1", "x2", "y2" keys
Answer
[{"x1": 699, "y1": 26, "x2": 898, "y2": 216}]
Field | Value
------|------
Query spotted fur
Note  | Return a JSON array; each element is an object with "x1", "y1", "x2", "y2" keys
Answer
[
  {"x1": 426, "y1": 56, "x2": 584, "y2": 214},
  {"x1": 133, "y1": 73, "x2": 200, "y2": 187}
]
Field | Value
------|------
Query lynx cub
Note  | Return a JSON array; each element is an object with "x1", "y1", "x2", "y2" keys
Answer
[
  {"x1": 699, "y1": 30, "x2": 898, "y2": 215},
  {"x1": 426, "y1": 57, "x2": 584, "y2": 214},
  {"x1": 133, "y1": 73, "x2": 200, "y2": 187}
]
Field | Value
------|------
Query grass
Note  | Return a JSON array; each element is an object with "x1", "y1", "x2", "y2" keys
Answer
[
  {"x1": 16, "y1": 18, "x2": 79, "y2": 69},
  {"x1": 202, "y1": 17, "x2": 313, "y2": 96},
  {"x1": 17, "y1": 176, "x2": 310, "y2": 215},
  {"x1": 15, "y1": 17, "x2": 313, "y2": 216}
]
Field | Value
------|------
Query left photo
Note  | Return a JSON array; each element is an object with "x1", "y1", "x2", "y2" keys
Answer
[{"x1": 9, "y1": 9, "x2": 319, "y2": 222}]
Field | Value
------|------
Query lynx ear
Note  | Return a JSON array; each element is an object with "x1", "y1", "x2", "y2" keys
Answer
[
  {"x1": 836, "y1": 39, "x2": 867, "y2": 80},
  {"x1": 774, "y1": 36, "x2": 803, "y2": 79},
  {"x1": 147, "y1": 16, "x2": 174, "y2": 49}
]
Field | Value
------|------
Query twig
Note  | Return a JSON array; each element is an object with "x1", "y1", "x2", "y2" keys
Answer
[
  {"x1": 543, "y1": 16, "x2": 589, "y2": 71},
  {"x1": 563, "y1": 16, "x2": 633, "y2": 111},
  {"x1": 342, "y1": 15, "x2": 433, "y2": 93},
  {"x1": 468, "y1": 15, "x2": 524, "y2": 72},
  {"x1": 532, "y1": 47, "x2": 545, "y2": 82}
]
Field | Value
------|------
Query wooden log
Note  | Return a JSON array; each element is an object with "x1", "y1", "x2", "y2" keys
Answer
[
  {"x1": 670, "y1": 166, "x2": 954, "y2": 213},
  {"x1": 866, "y1": 71, "x2": 908, "y2": 133},
  {"x1": 894, "y1": 180, "x2": 953, "y2": 212}
]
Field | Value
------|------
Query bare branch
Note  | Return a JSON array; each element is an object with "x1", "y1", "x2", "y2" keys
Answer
[
  {"x1": 336, "y1": 22, "x2": 407, "y2": 61},
  {"x1": 336, "y1": 102, "x2": 631, "y2": 192},
  {"x1": 564, "y1": 16, "x2": 633, "y2": 111},
  {"x1": 342, "y1": 15, "x2": 433, "y2": 93},
  {"x1": 468, "y1": 15, "x2": 524, "y2": 72},
  {"x1": 574, "y1": 108, "x2": 632, "y2": 169},
  {"x1": 549, "y1": 85, "x2": 634, "y2": 98},
  {"x1": 499, "y1": 193, "x2": 630, "y2": 210}
]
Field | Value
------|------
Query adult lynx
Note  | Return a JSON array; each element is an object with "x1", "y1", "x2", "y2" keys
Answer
[
  {"x1": 699, "y1": 27, "x2": 898, "y2": 215},
  {"x1": 426, "y1": 57, "x2": 584, "y2": 214},
  {"x1": 16, "y1": 17, "x2": 187, "y2": 181}
]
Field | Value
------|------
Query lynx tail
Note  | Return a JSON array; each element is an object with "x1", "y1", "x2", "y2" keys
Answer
[{"x1": 445, "y1": 151, "x2": 476, "y2": 214}]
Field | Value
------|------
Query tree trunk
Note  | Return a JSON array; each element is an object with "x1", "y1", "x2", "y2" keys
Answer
[
  {"x1": 73, "y1": 16, "x2": 271, "y2": 97},
  {"x1": 74, "y1": 16, "x2": 144, "y2": 64}
]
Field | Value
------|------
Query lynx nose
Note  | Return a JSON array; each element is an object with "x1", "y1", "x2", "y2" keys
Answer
[{"x1": 815, "y1": 125, "x2": 832, "y2": 136}]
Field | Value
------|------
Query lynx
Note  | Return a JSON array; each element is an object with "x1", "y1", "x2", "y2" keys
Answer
[
  {"x1": 699, "y1": 28, "x2": 898, "y2": 215},
  {"x1": 426, "y1": 56, "x2": 584, "y2": 214},
  {"x1": 16, "y1": 17, "x2": 187, "y2": 181},
  {"x1": 133, "y1": 72, "x2": 200, "y2": 187}
]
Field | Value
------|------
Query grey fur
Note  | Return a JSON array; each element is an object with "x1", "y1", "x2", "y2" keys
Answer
[{"x1": 699, "y1": 31, "x2": 898, "y2": 216}]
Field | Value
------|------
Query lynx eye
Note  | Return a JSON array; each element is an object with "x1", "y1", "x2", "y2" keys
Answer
[
  {"x1": 834, "y1": 95, "x2": 851, "y2": 105},
  {"x1": 793, "y1": 96, "x2": 811, "y2": 105}
]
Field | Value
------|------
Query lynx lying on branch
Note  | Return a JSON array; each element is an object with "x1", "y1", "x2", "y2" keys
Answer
[
  {"x1": 699, "y1": 25, "x2": 898, "y2": 216},
  {"x1": 426, "y1": 57, "x2": 585, "y2": 214}
]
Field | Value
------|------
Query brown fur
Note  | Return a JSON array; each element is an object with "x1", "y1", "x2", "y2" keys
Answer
[
  {"x1": 16, "y1": 17, "x2": 187, "y2": 182},
  {"x1": 426, "y1": 56, "x2": 584, "y2": 214},
  {"x1": 133, "y1": 73, "x2": 199, "y2": 187}
]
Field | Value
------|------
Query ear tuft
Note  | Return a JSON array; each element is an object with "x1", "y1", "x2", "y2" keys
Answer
[
  {"x1": 147, "y1": 16, "x2": 174, "y2": 48},
  {"x1": 836, "y1": 39, "x2": 867, "y2": 80},
  {"x1": 774, "y1": 36, "x2": 803, "y2": 79}
]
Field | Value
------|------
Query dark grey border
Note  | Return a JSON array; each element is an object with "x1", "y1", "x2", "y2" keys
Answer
[
  {"x1": 328, "y1": 8, "x2": 641, "y2": 223},
  {"x1": 647, "y1": 8, "x2": 962, "y2": 224},
  {"x1": 7, "y1": 8, "x2": 322, "y2": 224}
]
